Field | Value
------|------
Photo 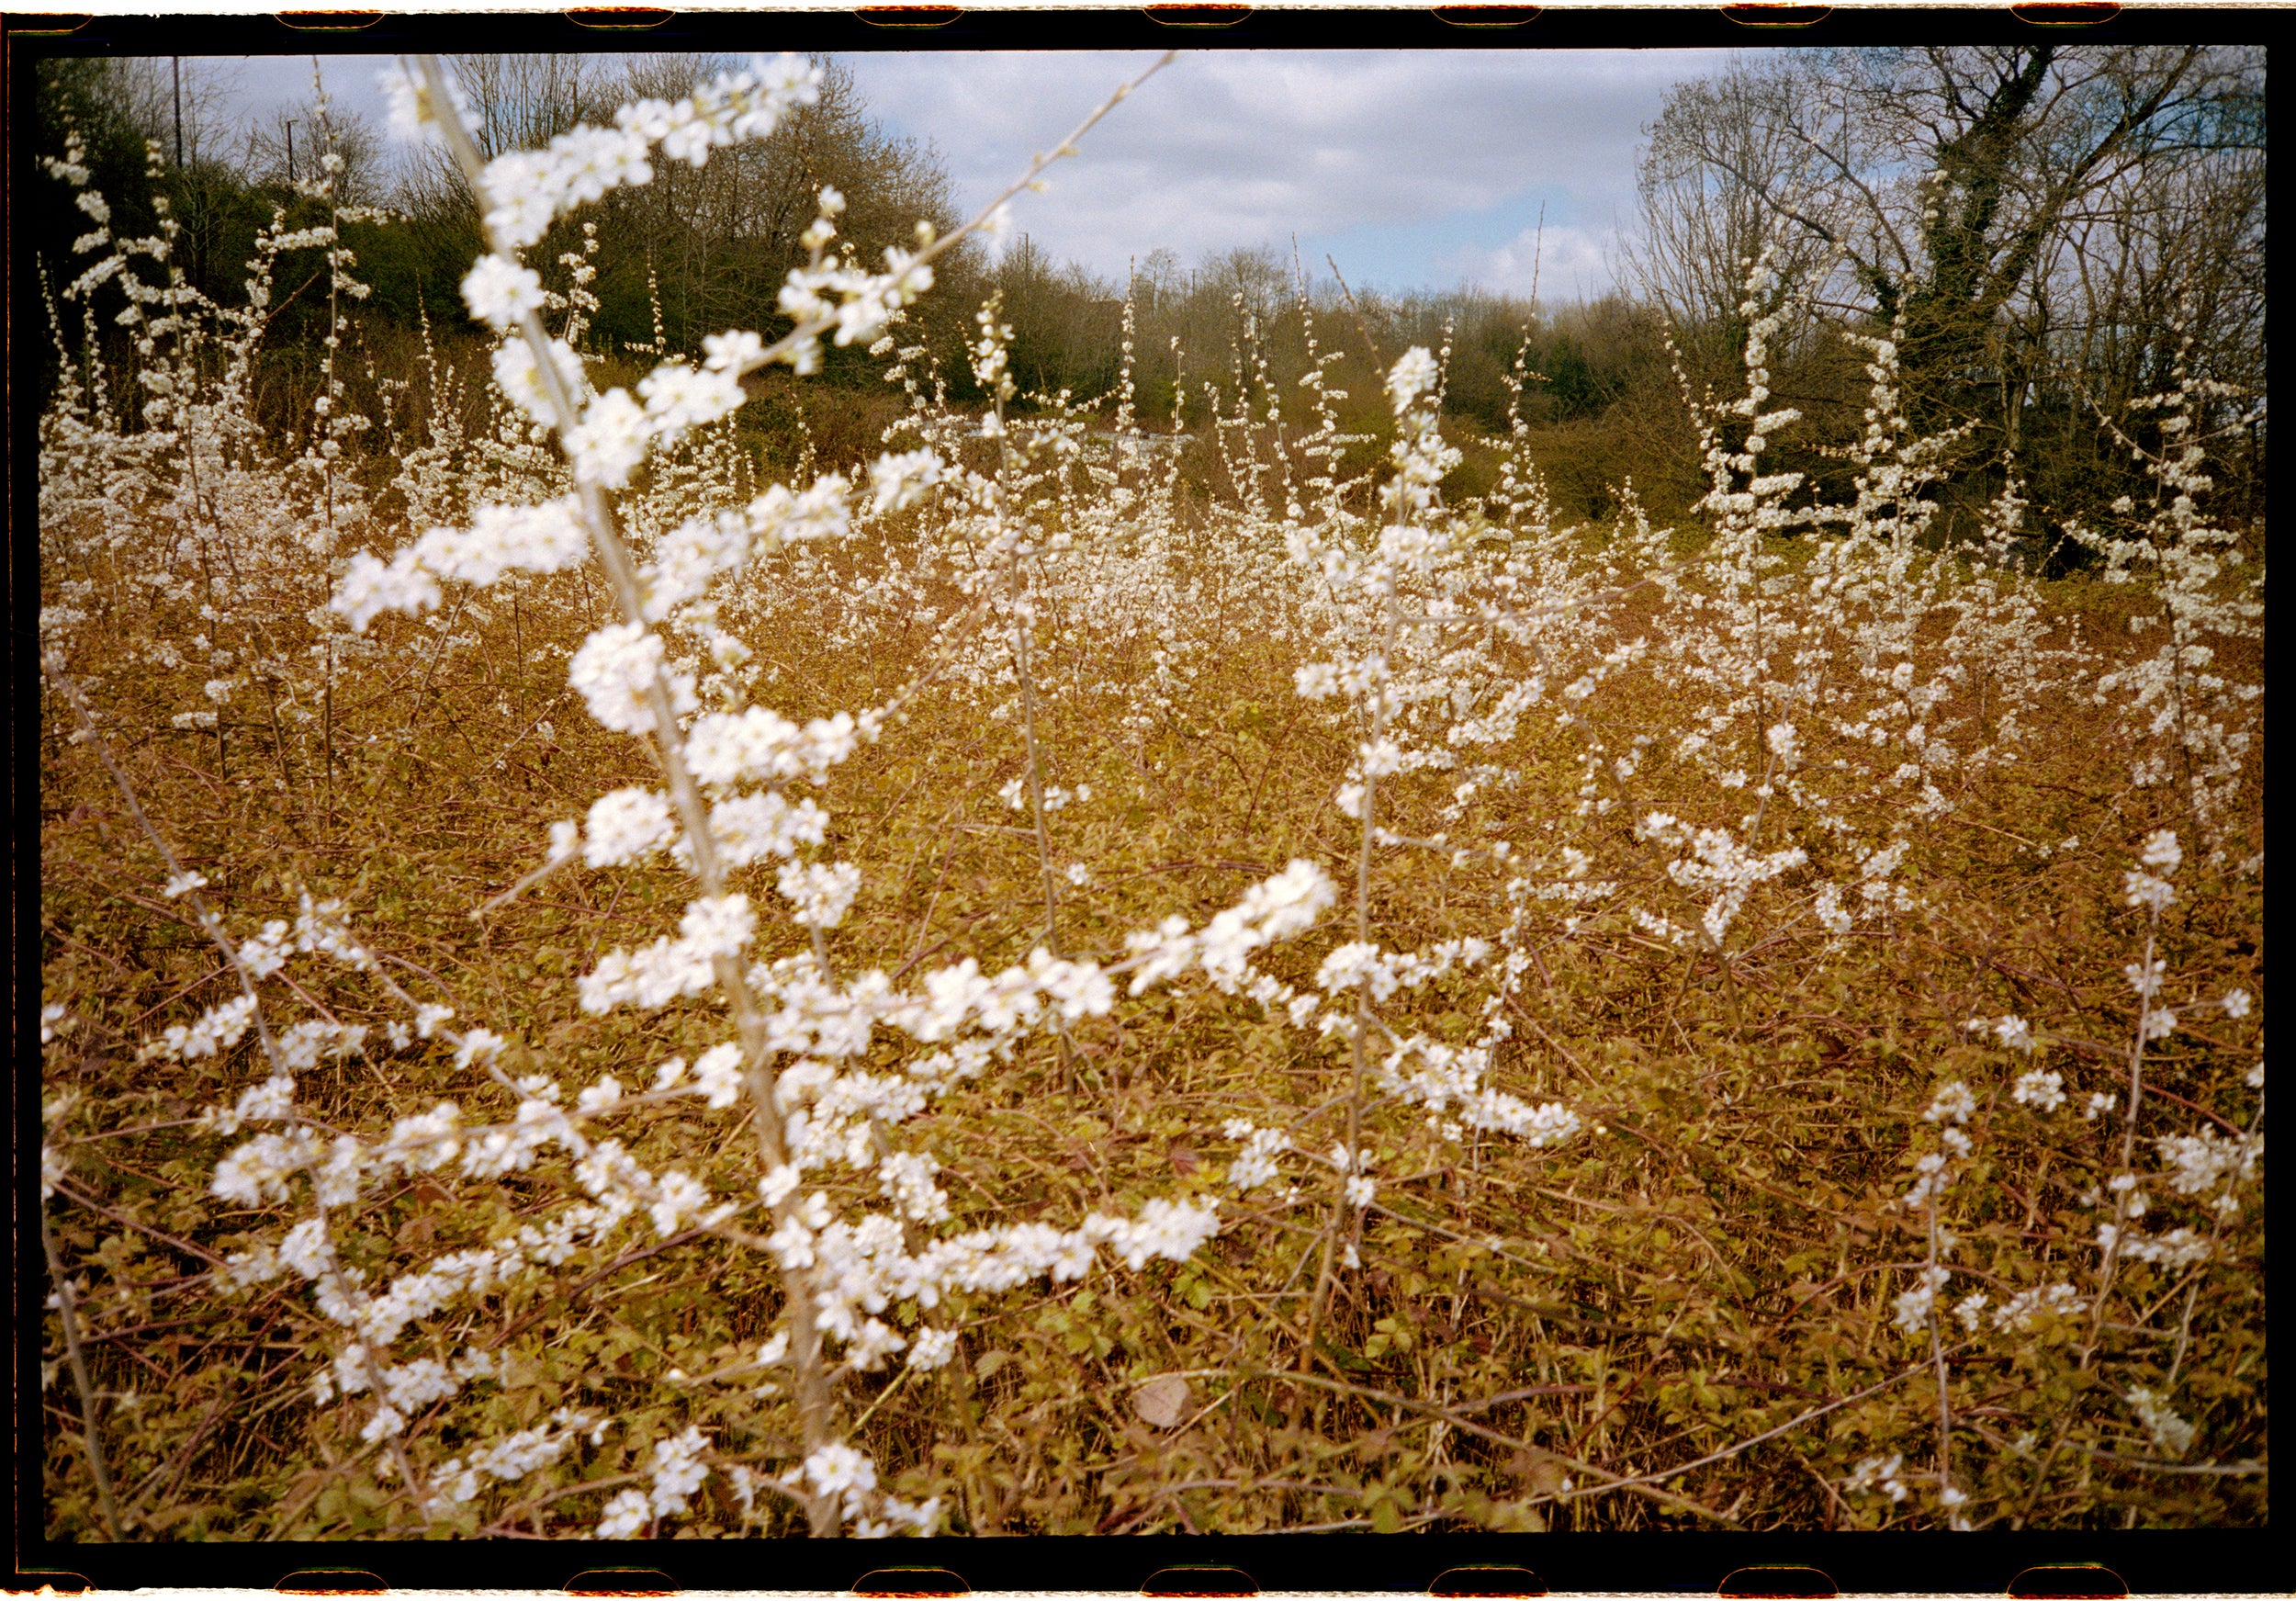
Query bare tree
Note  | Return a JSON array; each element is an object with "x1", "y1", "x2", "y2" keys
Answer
[
  {"x1": 1629, "y1": 44, "x2": 2265, "y2": 519},
  {"x1": 1625, "y1": 57, "x2": 1840, "y2": 383},
  {"x1": 242, "y1": 102, "x2": 386, "y2": 205},
  {"x1": 602, "y1": 55, "x2": 962, "y2": 350},
  {"x1": 395, "y1": 54, "x2": 614, "y2": 229}
]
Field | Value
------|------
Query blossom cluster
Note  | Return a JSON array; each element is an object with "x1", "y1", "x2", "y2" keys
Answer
[{"x1": 332, "y1": 498, "x2": 590, "y2": 631}]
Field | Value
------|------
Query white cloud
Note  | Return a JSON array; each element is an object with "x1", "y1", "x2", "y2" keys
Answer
[
  {"x1": 175, "y1": 53, "x2": 399, "y2": 175},
  {"x1": 846, "y1": 48, "x2": 1741, "y2": 297},
  {"x1": 1440, "y1": 223, "x2": 1619, "y2": 303}
]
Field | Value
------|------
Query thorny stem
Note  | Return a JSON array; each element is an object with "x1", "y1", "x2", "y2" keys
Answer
[
  {"x1": 55, "y1": 649, "x2": 451, "y2": 1524},
  {"x1": 991, "y1": 400, "x2": 1063, "y2": 959},
  {"x1": 2167, "y1": 1084, "x2": 2264, "y2": 1391},
  {"x1": 970, "y1": 299, "x2": 1069, "y2": 1029},
  {"x1": 314, "y1": 1232, "x2": 437, "y2": 1522},
  {"x1": 195, "y1": 541, "x2": 229, "y2": 778},
  {"x1": 962, "y1": 327, "x2": 1067, "y2": 960},
  {"x1": 44, "y1": 668, "x2": 442, "y2": 1515},
  {"x1": 414, "y1": 53, "x2": 843, "y2": 1530},
  {"x1": 1741, "y1": 738, "x2": 1785, "y2": 850},
  {"x1": 44, "y1": 659, "x2": 287, "y2": 1079},
  {"x1": 2081, "y1": 908, "x2": 2158, "y2": 1372},
  {"x1": 317, "y1": 85, "x2": 341, "y2": 532},
  {"x1": 404, "y1": 589, "x2": 468, "y2": 742},
  {"x1": 1296, "y1": 433, "x2": 1409, "y2": 1412},
  {"x1": 1323, "y1": 254, "x2": 1386, "y2": 375},
  {"x1": 39, "y1": 1202, "x2": 127, "y2": 1540},
  {"x1": 1926, "y1": 1197, "x2": 1955, "y2": 1520},
  {"x1": 1014, "y1": 546, "x2": 1063, "y2": 957},
  {"x1": 410, "y1": 43, "x2": 1176, "y2": 1532},
  {"x1": 321, "y1": 637, "x2": 335, "y2": 821}
]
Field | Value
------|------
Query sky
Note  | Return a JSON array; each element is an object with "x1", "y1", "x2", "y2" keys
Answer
[{"x1": 194, "y1": 47, "x2": 1746, "y2": 302}]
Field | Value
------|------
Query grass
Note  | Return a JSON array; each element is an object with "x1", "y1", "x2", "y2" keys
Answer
[{"x1": 39, "y1": 467, "x2": 2266, "y2": 1535}]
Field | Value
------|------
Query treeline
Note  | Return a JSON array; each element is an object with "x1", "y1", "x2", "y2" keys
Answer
[
  {"x1": 28, "y1": 44, "x2": 2266, "y2": 539},
  {"x1": 895, "y1": 43, "x2": 2273, "y2": 540},
  {"x1": 1625, "y1": 43, "x2": 2268, "y2": 539},
  {"x1": 28, "y1": 51, "x2": 1679, "y2": 514},
  {"x1": 26, "y1": 53, "x2": 992, "y2": 429},
  {"x1": 978, "y1": 235, "x2": 1695, "y2": 520}
]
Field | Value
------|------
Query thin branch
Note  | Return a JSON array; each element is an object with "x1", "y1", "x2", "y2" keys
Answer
[{"x1": 39, "y1": 1202, "x2": 129, "y2": 1539}]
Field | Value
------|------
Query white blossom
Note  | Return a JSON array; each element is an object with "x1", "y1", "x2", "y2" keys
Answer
[
  {"x1": 2010, "y1": 1069, "x2": 2065, "y2": 1113},
  {"x1": 2125, "y1": 1387, "x2": 2197, "y2": 1456},
  {"x1": 777, "y1": 861, "x2": 862, "y2": 930},
  {"x1": 460, "y1": 254, "x2": 546, "y2": 331}
]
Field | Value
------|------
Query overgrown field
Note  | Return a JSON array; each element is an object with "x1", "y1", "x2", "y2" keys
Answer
[{"x1": 36, "y1": 56, "x2": 2265, "y2": 1541}]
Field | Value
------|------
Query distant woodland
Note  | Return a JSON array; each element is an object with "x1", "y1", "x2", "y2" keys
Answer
[{"x1": 28, "y1": 44, "x2": 2266, "y2": 538}]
